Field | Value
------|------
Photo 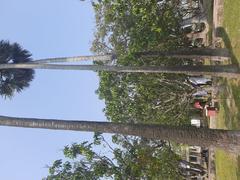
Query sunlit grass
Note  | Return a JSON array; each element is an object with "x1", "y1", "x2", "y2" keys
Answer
[
  {"x1": 217, "y1": 79, "x2": 240, "y2": 129},
  {"x1": 214, "y1": 0, "x2": 240, "y2": 179},
  {"x1": 222, "y1": 0, "x2": 240, "y2": 63},
  {"x1": 215, "y1": 150, "x2": 239, "y2": 180},
  {"x1": 216, "y1": 78, "x2": 240, "y2": 180}
]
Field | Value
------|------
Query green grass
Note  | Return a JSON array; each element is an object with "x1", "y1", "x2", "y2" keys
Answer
[
  {"x1": 217, "y1": 0, "x2": 240, "y2": 64},
  {"x1": 217, "y1": 79, "x2": 240, "y2": 130},
  {"x1": 215, "y1": 150, "x2": 239, "y2": 180},
  {"x1": 216, "y1": 0, "x2": 240, "y2": 133},
  {"x1": 214, "y1": 0, "x2": 240, "y2": 179},
  {"x1": 223, "y1": 0, "x2": 240, "y2": 63},
  {"x1": 230, "y1": 83, "x2": 240, "y2": 129},
  {"x1": 216, "y1": 82, "x2": 240, "y2": 180}
]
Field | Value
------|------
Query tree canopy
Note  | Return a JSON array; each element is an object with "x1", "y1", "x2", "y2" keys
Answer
[
  {"x1": 91, "y1": 0, "x2": 195, "y2": 125},
  {"x1": 0, "y1": 40, "x2": 34, "y2": 98},
  {"x1": 91, "y1": 0, "x2": 188, "y2": 55},
  {"x1": 44, "y1": 134, "x2": 182, "y2": 180}
]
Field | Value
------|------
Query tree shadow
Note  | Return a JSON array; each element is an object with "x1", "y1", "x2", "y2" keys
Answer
[{"x1": 216, "y1": 27, "x2": 239, "y2": 65}]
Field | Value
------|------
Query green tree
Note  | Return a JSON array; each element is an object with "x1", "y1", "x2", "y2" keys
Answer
[
  {"x1": 89, "y1": 0, "x2": 201, "y2": 126},
  {"x1": 44, "y1": 135, "x2": 182, "y2": 180},
  {"x1": 90, "y1": 0, "x2": 235, "y2": 127},
  {"x1": 97, "y1": 71, "x2": 193, "y2": 125},
  {"x1": 91, "y1": 0, "x2": 187, "y2": 55},
  {"x1": 0, "y1": 40, "x2": 34, "y2": 97}
]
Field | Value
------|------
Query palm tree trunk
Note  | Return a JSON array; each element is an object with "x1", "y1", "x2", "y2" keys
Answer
[
  {"x1": 30, "y1": 54, "x2": 113, "y2": 63},
  {"x1": 136, "y1": 48, "x2": 230, "y2": 60},
  {"x1": 29, "y1": 48, "x2": 229, "y2": 64},
  {"x1": 0, "y1": 63, "x2": 239, "y2": 78},
  {"x1": 0, "y1": 115, "x2": 239, "y2": 153}
]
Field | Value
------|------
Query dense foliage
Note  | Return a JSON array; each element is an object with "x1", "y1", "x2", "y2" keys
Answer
[
  {"x1": 44, "y1": 134, "x2": 182, "y2": 180},
  {"x1": 92, "y1": 0, "x2": 194, "y2": 125},
  {"x1": 91, "y1": 0, "x2": 188, "y2": 54},
  {"x1": 0, "y1": 40, "x2": 34, "y2": 98}
]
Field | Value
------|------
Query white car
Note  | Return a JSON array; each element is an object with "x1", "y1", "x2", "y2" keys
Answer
[{"x1": 188, "y1": 77, "x2": 212, "y2": 86}]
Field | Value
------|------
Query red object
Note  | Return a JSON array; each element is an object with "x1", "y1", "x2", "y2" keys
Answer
[
  {"x1": 194, "y1": 101, "x2": 203, "y2": 109},
  {"x1": 206, "y1": 107, "x2": 217, "y2": 117}
]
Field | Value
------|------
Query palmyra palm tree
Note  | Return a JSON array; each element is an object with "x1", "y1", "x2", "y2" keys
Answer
[
  {"x1": 1, "y1": 41, "x2": 236, "y2": 94},
  {"x1": 31, "y1": 54, "x2": 114, "y2": 64},
  {"x1": 0, "y1": 115, "x2": 239, "y2": 153},
  {"x1": 134, "y1": 48, "x2": 230, "y2": 60},
  {"x1": 31, "y1": 48, "x2": 229, "y2": 64},
  {"x1": 0, "y1": 62, "x2": 239, "y2": 78},
  {"x1": 0, "y1": 40, "x2": 34, "y2": 98}
]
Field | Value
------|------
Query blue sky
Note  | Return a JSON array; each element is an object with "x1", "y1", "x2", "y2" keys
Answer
[{"x1": 0, "y1": 0, "x2": 106, "y2": 179}]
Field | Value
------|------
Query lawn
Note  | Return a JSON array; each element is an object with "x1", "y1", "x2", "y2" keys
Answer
[
  {"x1": 217, "y1": 0, "x2": 240, "y2": 65},
  {"x1": 215, "y1": 76, "x2": 240, "y2": 179},
  {"x1": 215, "y1": 150, "x2": 240, "y2": 180},
  {"x1": 214, "y1": 0, "x2": 240, "y2": 179},
  {"x1": 221, "y1": 0, "x2": 240, "y2": 64},
  {"x1": 216, "y1": 0, "x2": 240, "y2": 131},
  {"x1": 217, "y1": 79, "x2": 240, "y2": 130}
]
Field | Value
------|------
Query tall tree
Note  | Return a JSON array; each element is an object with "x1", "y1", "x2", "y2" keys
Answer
[
  {"x1": 44, "y1": 135, "x2": 182, "y2": 180},
  {"x1": 0, "y1": 41, "x2": 236, "y2": 126},
  {"x1": 0, "y1": 63, "x2": 238, "y2": 78},
  {"x1": 0, "y1": 40, "x2": 34, "y2": 97},
  {"x1": 31, "y1": 54, "x2": 113, "y2": 64},
  {"x1": 29, "y1": 48, "x2": 229, "y2": 64},
  {"x1": 0, "y1": 115, "x2": 239, "y2": 152},
  {"x1": 0, "y1": 59, "x2": 238, "y2": 126},
  {"x1": 135, "y1": 48, "x2": 230, "y2": 60},
  {"x1": 91, "y1": 0, "x2": 187, "y2": 55}
]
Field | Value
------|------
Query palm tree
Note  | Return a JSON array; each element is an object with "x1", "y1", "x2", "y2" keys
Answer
[
  {"x1": 0, "y1": 63, "x2": 239, "y2": 78},
  {"x1": 0, "y1": 40, "x2": 34, "y2": 98},
  {"x1": 30, "y1": 48, "x2": 229, "y2": 64},
  {"x1": 1, "y1": 40, "x2": 234, "y2": 80},
  {"x1": 0, "y1": 40, "x2": 235, "y2": 99},
  {"x1": 0, "y1": 115, "x2": 239, "y2": 152},
  {"x1": 31, "y1": 54, "x2": 114, "y2": 64},
  {"x1": 136, "y1": 48, "x2": 230, "y2": 60}
]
